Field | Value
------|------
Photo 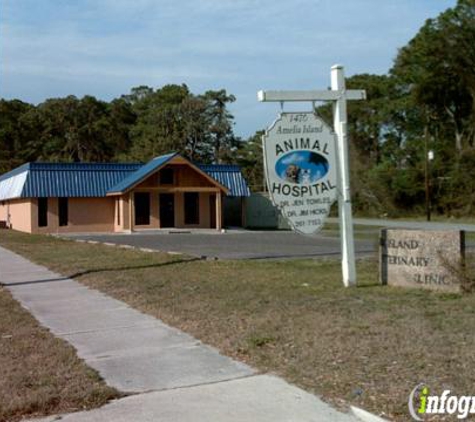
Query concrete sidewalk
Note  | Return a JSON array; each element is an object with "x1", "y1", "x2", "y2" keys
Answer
[{"x1": 0, "y1": 246, "x2": 359, "y2": 422}]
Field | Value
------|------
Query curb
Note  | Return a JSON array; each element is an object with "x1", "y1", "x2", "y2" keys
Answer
[{"x1": 60, "y1": 236, "x2": 212, "y2": 261}]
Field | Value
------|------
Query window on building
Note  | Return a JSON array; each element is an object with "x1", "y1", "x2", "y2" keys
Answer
[
  {"x1": 184, "y1": 192, "x2": 200, "y2": 225},
  {"x1": 38, "y1": 197, "x2": 48, "y2": 227},
  {"x1": 160, "y1": 168, "x2": 174, "y2": 185},
  {"x1": 58, "y1": 197, "x2": 68, "y2": 227},
  {"x1": 134, "y1": 192, "x2": 150, "y2": 225}
]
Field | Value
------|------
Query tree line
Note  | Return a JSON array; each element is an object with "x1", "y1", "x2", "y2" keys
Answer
[
  {"x1": 0, "y1": 83, "x2": 265, "y2": 193},
  {"x1": 1, "y1": 0, "x2": 474, "y2": 217},
  {"x1": 0, "y1": 85, "x2": 239, "y2": 168},
  {"x1": 320, "y1": 0, "x2": 475, "y2": 217}
]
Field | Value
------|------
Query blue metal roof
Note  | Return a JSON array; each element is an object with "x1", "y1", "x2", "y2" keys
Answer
[
  {"x1": 0, "y1": 162, "x2": 142, "y2": 200},
  {"x1": 198, "y1": 165, "x2": 251, "y2": 197},
  {"x1": 107, "y1": 152, "x2": 177, "y2": 195},
  {"x1": 0, "y1": 155, "x2": 251, "y2": 199},
  {"x1": 23, "y1": 163, "x2": 141, "y2": 198}
]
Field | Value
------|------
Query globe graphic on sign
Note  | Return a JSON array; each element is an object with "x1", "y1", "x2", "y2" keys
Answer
[{"x1": 275, "y1": 150, "x2": 329, "y2": 185}]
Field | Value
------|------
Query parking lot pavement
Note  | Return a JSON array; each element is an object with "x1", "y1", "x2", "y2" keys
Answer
[{"x1": 65, "y1": 231, "x2": 376, "y2": 260}]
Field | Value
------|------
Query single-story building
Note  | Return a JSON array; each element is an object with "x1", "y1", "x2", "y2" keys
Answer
[{"x1": 0, "y1": 152, "x2": 251, "y2": 234}]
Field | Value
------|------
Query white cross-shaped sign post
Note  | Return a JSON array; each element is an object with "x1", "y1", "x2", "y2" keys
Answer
[{"x1": 258, "y1": 65, "x2": 366, "y2": 287}]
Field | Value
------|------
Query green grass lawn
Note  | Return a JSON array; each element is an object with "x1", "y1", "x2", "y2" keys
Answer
[
  {"x1": 320, "y1": 223, "x2": 383, "y2": 240},
  {"x1": 1, "y1": 229, "x2": 474, "y2": 421},
  {"x1": 0, "y1": 286, "x2": 120, "y2": 422}
]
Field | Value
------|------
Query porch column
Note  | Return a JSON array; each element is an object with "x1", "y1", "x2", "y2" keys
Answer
[{"x1": 216, "y1": 192, "x2": 222, "y2": 230}]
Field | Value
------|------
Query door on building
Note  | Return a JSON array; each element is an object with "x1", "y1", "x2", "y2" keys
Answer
[
  {"x1": 134, "y1": 192, "x2": 150, "y2": 225},
  {"x1": 159, "y1": 193, "x2": 175, "y2": 228},
  {"x1": 209, "y1": 194, "x2": 216, "y2": 228},
  {"x1": 184, "y1": 192, "x2": 200, "y2": 225}
]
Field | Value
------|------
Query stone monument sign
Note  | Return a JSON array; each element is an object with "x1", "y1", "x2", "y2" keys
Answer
[{"x1": 380, "y1": 229, "x2": 465, "y2": 292}]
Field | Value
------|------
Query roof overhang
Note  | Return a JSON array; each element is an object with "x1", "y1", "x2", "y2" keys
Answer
[
  {"x1": 0, "y1": 170, "x2": 28, "y2": 201},
  {"x1": 106, "y1": 153, "x2": 229, "y2": 196}
]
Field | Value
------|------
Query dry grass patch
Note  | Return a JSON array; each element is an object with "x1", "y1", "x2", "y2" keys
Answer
[
  {"x1": 1, "y1": 230, "x2": 475, "y2": 421},
  {"x1": 0, "y1": 285, "x2": 120, "y2": 422}
]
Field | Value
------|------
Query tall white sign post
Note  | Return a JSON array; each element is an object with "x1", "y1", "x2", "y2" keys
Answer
[{"x1": 258, "y1": 65, "x2": 366, "y2": 287}]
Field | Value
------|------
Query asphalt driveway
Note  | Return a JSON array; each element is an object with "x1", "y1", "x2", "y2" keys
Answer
[{"x1": 66, "y1": 230, "x2": 376, "y2": 260}]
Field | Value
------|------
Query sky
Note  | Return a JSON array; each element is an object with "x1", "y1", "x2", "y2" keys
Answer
[{"x1": 1, "y1": 0, "x2": 455, "y2": 138}]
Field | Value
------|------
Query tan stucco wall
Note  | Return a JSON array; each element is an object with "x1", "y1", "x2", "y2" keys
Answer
[
  {"x1": 114, "y1": 195, "x2": 131, "y2": 232},
  {"x1": 115, "y1": 158, "x2": 226, "y2": 231},
  {"x1": 128, "y1": 191, "x2": 215, "y2": 230},
  {"x1": 113, "y1": 196, "x2": 135, "y2": 233},
  {"x1": 113, "y1": 197, "x2": 120, "y2": 232},
  {"x1": 2, "y1": 157, "x2": 227, "y2": 234},
  {"x1": 172, "y1": 192, "x2": 212, "y2": 229},
  {"x1": 0, "y1": 199, "x2": 32, "y2": 233},
  {"x1": 135, "y1": 164, "x2": 216, "y2": 190},
  {"x1": 2, "y1": 191, "x2": 223, "y2": 234},
  {"x1": 32, "y1": 197, "x2": 59, "y2": 234},
  {"x1": 129, "y1": 191, "x2": 160, "y2": 230},
  {"x1": 32, "y1": 197, "x2": 115, "y2": 234},
  {"x1": 176, "y1": 165, "x2": 215, "y2": 188},
  {"x1": 174, "y1": 193, "x2": 184, "y2": 227},
  {"x1": 132, "y1": 162, "x2": 223, "y2": 230},
  {"x1": 150, "y1": 192, "x2": 160, "y2": 228},
  {"x1": 0, "y1": 202, "x2": 7, "y2": 222},
  {"x1": 200, "y1": 192, "x2": 211, "y2": 228}
]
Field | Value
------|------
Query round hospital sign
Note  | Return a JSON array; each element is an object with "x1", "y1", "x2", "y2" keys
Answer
[{"x1": 262, "y1": 112, "x2": 338, "y2": 235}]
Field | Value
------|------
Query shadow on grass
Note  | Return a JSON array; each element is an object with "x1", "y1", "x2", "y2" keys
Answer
[
  {"x1": 1, "y1": 258, "x2": 201, "y2": 287},
  {"x1": 356, "y1": 282, "x2": 384, "y2": 289},
  {"x1": 68, "y1": 257, "x2": 201, "y2": 279}
]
